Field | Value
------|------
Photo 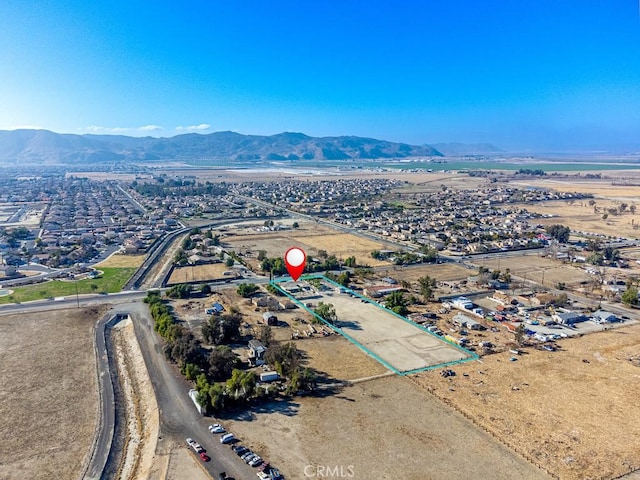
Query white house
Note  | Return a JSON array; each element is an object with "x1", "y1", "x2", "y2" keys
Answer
[{"x1": 591, "y1": 310, "x2": 617, "y2": 324}]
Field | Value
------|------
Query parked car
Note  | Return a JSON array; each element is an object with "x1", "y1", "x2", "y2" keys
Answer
[
  {"x1": 249, "y1": 455, "x2": 263, "y2": 467},
  {"x1": 220, "y1": 433, "x2": 235, "y2": 444},
  {"x1": 209, "y1": 423, "x2": 226, "y2": 434},
  {"x1": 241, "y1": 451, "x2": 255, "y2": 461},
  {"x1": 232, "y1": 445, "x2": 249, "y2": 456},
  {"x1": 199, "y1": 452, "x2": 210, "y2": 462},
  {"x1": 257, "y1": 473, "x2": 270, "y2": 480},
  {"x1": 244, "y1": 454, "x2": 257, "y2": 464}
]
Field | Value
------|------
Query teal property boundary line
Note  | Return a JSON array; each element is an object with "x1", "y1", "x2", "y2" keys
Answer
[{"x1": 270, "y1": 274, "x2": 479, "y2": 376}]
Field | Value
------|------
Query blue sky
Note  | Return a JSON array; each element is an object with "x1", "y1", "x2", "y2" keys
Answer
[{"x1": 1, "y1": 1, "x2": 640, "y2": 151}]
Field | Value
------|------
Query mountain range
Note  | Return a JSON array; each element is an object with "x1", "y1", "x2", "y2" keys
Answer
[{"x1": 0, "y1": 129, "x2": 454, "y2": 165}]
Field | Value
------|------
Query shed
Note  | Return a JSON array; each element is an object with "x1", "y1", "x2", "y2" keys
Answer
[{"x1": 263, "y1": 311, "x2": 278, "y2": 326}]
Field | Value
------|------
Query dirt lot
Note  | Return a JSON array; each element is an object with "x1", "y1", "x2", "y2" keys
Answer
[
  {"x1": 413, "y1": 322, "x2": 640, "y2": 480},
  {"x1": 222, "y1": 375, "x2": 548, "y2": 480},
  {"x1": 0, "y1": 307, "x2": 104, "y2": 480}
]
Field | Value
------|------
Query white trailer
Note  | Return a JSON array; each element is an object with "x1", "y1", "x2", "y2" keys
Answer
[{"x1": 189, "y1": 388, "x2": 206, "y2": 415}]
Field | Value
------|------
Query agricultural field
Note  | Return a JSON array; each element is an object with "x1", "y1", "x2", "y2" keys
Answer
[
  {"x1": 413, "y1": 321, "x2": 640, "y2": 480},
  {"x1": 0, "y1": 307, "x2": 103, "y2": 480}
]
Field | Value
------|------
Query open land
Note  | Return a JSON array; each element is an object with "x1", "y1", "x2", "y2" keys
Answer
[
  {"x1": 223, "y1": 222, "x2": 392, "y2": 268},
  {"x1": 221, "y1": 375, "x2": 549, "y2": 480},
  {"x1": 512, "y1": 200, "x2": 640, "y2": 240},
  {"x1": 95, "y1": 253, "x2": 147, "y2": 268},
  {"x1": 0, "y1": 307, "x2": 103, "y2": 480},
  {"x1": 413, "y1": 322, "x2": 640, "y2": 480},
  {"x1": 168, "y1": 263, "x2": 233, "y2": 285}
]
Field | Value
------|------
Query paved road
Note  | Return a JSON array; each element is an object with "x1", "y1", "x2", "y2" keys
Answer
[{"x1": 126, "y1": 300, "x2": 263, "y2": 479}]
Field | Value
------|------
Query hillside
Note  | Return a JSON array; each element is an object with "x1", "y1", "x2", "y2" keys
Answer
[{"x1": 0, "y1": 130, "x2": 443, "y2": 164}]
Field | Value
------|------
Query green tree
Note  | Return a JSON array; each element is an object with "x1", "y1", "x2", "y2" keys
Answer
[
  {"x1": 314, "y1": 302, "x2": 337, "y2": 324},
  {"x1": 166, "y1": 283, "x2": 191, "y2": 299},
  {"x1": 265, "y1": 342, "x2": 300, "y2": 377},
  {"x1": 257, "y1": 325, "x2": 273, "y2": 346},
  {"x1": 202, "y1": 314, "x2": 242, "y2": 345},
  {"x1": 545, "y1": 224, "x2": 571, "y2": 243},
  {"x1": 336, "y1": 271, "x2": 351, "y2": 287},
  {"x1": 236, "y1": 282, "x2": 258, "y2": 297},
  {"x1": 207, "y1": 346, "x2": 240, "y2": 381},
  {"x1": 344, "y1": 256, "x2": 357, "y2": 267},
  {"x1": 200, "y1": 283, "x2": 212, "y2": 296},
  {"x1": 225, "y1": 257, "x2": 235, "y2": 267},
  {"x1": 385, "y1": 291, "x2": 409, "y2": 316},
  {"x1": 418, "y1": 275, "x2": 437, "y2": 301},
  {"x1": 292, "y1": 222, "x2": 299, "y2": 229},
  {"x1": 226, "y1": 369, "x2": 257, "y2": 401},
  {"x1": 622, "y1": 286, "x2": 639, "y2": 306}
]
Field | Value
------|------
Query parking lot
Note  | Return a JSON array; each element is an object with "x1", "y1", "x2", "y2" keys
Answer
[{"x1": 280, "y1": 279, "x2": 475, "y2": 374}]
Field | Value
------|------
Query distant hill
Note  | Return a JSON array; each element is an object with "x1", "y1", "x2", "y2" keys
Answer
[
  {"x1": 430, "y1": 142, "x2": 503, "y2": 156},
  {"x1": 0, "y1": 129, "x2": 443, "y2": 164}
]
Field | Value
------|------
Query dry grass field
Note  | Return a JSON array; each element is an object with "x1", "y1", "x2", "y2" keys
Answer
[
  {"x1": 222, "y1": 375, "x2": 548, "y2": 480},
  {"x1": 0, "y1": 307, "x2": 104, "y2": 480},
  {"x1": 513, "y1": 200, "x2": 640, "y2": 240},
  {"x1": 167, "y1": 262, "x2": 232, "y2": 285},
  {"x1": 297, "y1": 335, "x2": 390, "y2": 380},
  {"x1": 473, "y1": 254, "x2": 593, "y2": 287},
  {"x1": 413, "y1": 322, "x2": 640, "y2": 480},
  {"x1": 378, "y1": 262, "x2": 475, "y2": 284},
  {"x1": 95, "y1": 253, "x2": 146, "y2": 268},
  {"x1": 224, "y1": 223, "x2": 392, "y2": 268}
]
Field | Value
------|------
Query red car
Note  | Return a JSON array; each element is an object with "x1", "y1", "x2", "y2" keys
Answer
[{"x1": 199, "y1": 452, "x2": 210, "y2": 462}]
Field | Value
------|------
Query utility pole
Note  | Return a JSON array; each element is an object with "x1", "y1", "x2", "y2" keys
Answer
[{"x1": 75, "y1": 279, "x2": 79, "y2": 308}]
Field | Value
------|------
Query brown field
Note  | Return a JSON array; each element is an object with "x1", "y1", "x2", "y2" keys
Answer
[
  {"x1": 0, "y1": 307, "x2": 103, "y2": 480},
  {"x1": 297, "y1": 335, "x2": 390, "y2": 380},
  {"x1": 290, "y1": 232, "x2": 390, "y2": 266},
  {"x1": 472, "y1": 254, "x2": 593, "y2": 287},
  {"x1": 224, "y1": 224, "x2": 392, "y2": 267},
  {"x1": 222, "y1": 375, "x2": 548, "y2": 480},
  {"x1": 510, "y1": 176, "x2": 640, "y2": 199},
  {"x1": 167, "y1": 262, "x2": 232, "y2": 285},
  {"x1": 513, "y1": 200, "x2": 640, "y2": 240},
  {"x1": 413, "y1": 322, "x2": 640, "y2": 480},
  {"x1": 95, "y1": 253, "x2": 146, "y2": 268},
  {"x1": 377, "y1": 262, "x2": 475, "y2": 284}
]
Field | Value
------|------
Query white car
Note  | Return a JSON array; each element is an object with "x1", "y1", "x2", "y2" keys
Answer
[
  {"x1": 248, "y1": 455, "x2": 263, "y2": 467},
  {"x1": 208, "y1": 423, "x2": 226, "y2": 434},
  {"x1": 186, "y1": 437, "x2": 195, "y2": 446},
  {"x1": 257, "y1": 473, "x2": 270, "y2": 480},
  {"x1": 220, "y1": 433, "x2": 235, "y2": 444}
]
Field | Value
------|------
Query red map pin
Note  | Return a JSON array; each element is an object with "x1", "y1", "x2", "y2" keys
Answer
[{"x1": 284, "y1": 247, "x2": 306, "y2": 281}]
